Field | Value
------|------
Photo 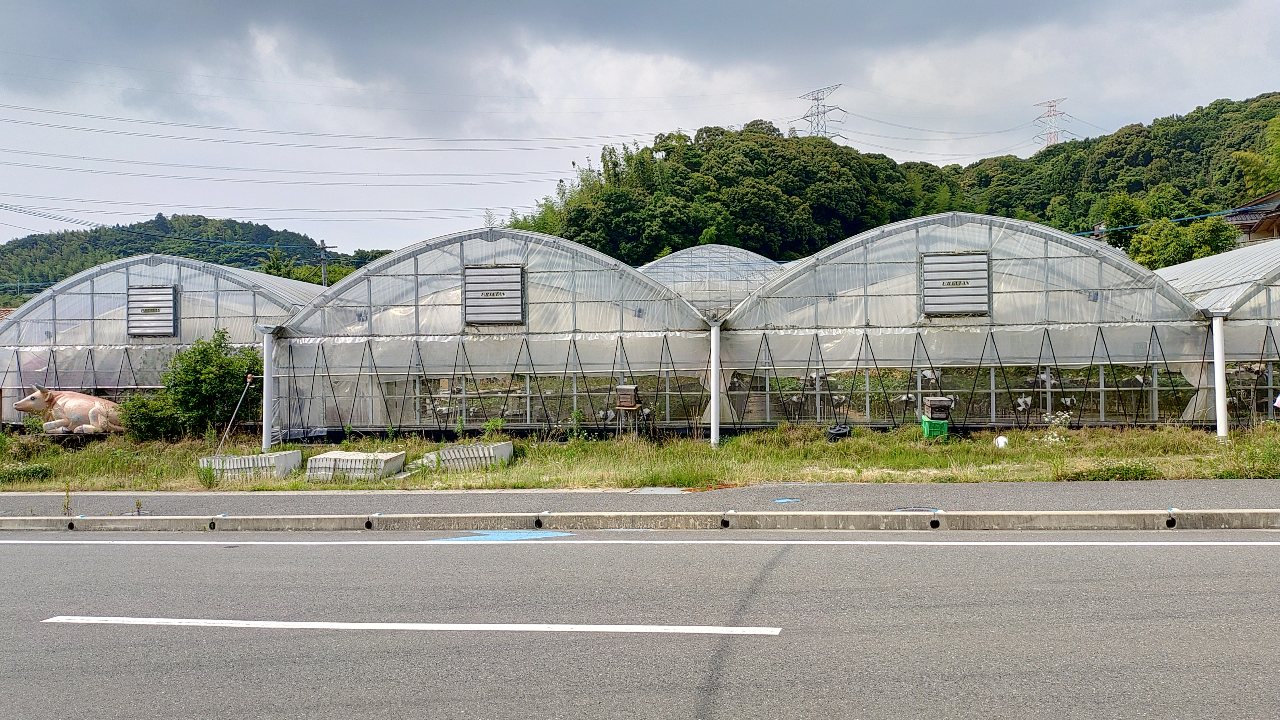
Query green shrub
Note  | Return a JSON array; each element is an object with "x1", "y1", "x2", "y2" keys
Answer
[
  {"x1": 482, "y1": 417, "x2": 506, "y2": 440},
  {"x1": 119, "y1": 391, "x2": 186, "y2": 442},
  {"x1": 196, "y1": 465, "x2": 219, "y2": 489},
  {"x1": 6, "y1": 434, "x2": 53, "y2": 462},
  {"x1": 22, "y1": 414, "x2": 43, "y2": 435},
  {"x1": 0, "y1": 463, "x2": 54, "y2": 483},
  {"x1": 164, "y1": 328, "x2": 262, "y2": 437}
]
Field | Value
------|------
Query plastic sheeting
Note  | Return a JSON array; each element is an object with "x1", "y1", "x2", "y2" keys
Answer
[
  {"x1": 1157, "y1": 237, "x2": 1280, "y2": 315},
  {"x1": 277, "y1": 228, "x2": 712, "y2": 431},
  {"x1": 1158, "y1": 238, "x2": 1280, "y2": 363},
  {"x1": 0, "y1": 255, "x2": 321, "y2": 421},
  {"x1": 722, "y1": 213, "x2": 1207, "y2": 372},
  {"x1": 639, "y1": 244, "x2": 781, "y2": 321}
]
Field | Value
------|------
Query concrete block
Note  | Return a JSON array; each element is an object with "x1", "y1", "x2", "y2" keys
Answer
[
  {"x1": 369, "y1": 513, "x2": 541, "y2": 531},
  {"x1": 939, "y1": 510, "x2": 1168, "y2": 531},
  {"x1": 414, "y1": 442, "x2": 514, "y2": 472},
  {"x1": 58, "y1": 516, "x2": 215, "y2": 531},
  {"x1": 1170, "y1": 509, "x2": 1280, "y2": 530},
  {"x1": 538, "y1": 512, "x2": 724, "y2": 530},
  {"x1": 199, "y1": 451, "x2": 301, "y2": 480},
  {"x1": 0, "y1": 516, "x2": 74, "y2": 531},
  {"x1": 724, "y1": 512, "x2": 938, "y2": 531},
  {"x1": 305, "y1": 451, "x2": 406, "y2": 481},
  {"x1": 209, "y1": 515, "x2": 370, "y2": 532}
]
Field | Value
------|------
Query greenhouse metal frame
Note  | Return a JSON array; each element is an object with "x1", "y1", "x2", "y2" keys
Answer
[
  {"x1": 715, "y1": 213, "x2": 1216, "y2": 434},
  {"x1": 1157, "y1": 237, "x2": 1280, "y2": 427},
  {"x1": 5, "y1": 216, "x2": 1275, "y2": 445},
  {"x1": 270, "y1": 228, "x2": 714, "y2": 440},
  {"x1": 0, "y1": 254, "x2": 321, "y2": 423}
]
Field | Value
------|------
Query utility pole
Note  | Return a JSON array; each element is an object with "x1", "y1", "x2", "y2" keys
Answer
[
  {"x1": 319, "y1": 240, "x2": 329, "y2": 287},
  {"x1": 1035, "y1": 98, "x2": 1068, "y2": 147},
  {"x1": 798, "y1": 84, "x2": 846, "y2": 139}
]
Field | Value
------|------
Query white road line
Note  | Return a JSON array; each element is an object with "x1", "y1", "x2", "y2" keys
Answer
[
  {"x1": 41, "y1": 616, "x2": 781, "y2": 636},
  {"x1": 3, "y1": 539, "x2": 1280, "y2": 547}
]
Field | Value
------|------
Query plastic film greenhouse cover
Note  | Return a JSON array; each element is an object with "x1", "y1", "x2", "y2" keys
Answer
[{"x1": 722, "y1": 213, "x2": 1206, "y2": 372}]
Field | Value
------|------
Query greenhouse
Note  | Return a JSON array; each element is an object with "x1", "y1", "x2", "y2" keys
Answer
[
  {"x1": 272, "y1": 228, "x2": 712, "y2": 437},
  {"x1": 1157, "y1": 237, "x2": 1280, "y2": 425},
  {"x1": 639, "y1": 244, "x2": 781, "y2": 322},
  {"x1": 0, "y1": 254, "x2": 321, "y2": 423},
  {"x1": 715, "y1": 213, "x2": 1213, "y2": 431}
]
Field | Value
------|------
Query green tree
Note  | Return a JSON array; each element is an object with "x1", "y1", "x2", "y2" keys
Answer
[
  {"x1": 1129, "y1": 217, "x2": 1239, "y2": 270},
  {"x1": 500, "y1": 92, "x2": 1280, "y2": 267},
  {"x1": 260, "y1": 246, "x2": 296, "y2": 279},
  {"x1": 163, "y1": 328, "x2": 263, "y2": 436},
  {"x1": 1232, "y1": 116, "x2": 1280, "y2": 196},
  {"x1": 1098, "y1": 194, "x2": 1147, "y2": 250}
]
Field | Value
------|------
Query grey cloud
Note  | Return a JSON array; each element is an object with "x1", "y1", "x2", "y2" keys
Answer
[{"x1": 2, "y1": 0, "x2": 1238, "y2": 109}]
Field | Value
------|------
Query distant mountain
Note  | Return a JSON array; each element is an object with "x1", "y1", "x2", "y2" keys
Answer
[
  {"x1": 0, "y1": 214, "x2": 374, "y2": 306},
  {"x1": 510, "y1": 92, "x2": 1280, "y2": 264}
]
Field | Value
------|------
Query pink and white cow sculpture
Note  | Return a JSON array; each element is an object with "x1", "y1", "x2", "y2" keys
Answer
[{"x1": 13, "y1": 385, "x2": 124, "y2": 434}]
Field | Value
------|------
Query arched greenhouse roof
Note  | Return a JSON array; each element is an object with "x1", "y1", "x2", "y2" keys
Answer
[
  {"x1": 1156, "y1": 237, "x2": 1280, "y2": 318},
  {"x1": 724, "y1": 212, "x2": 1201, "y2": 331},
  {"x1": 284, "y1": 227, "x2": 707, "y2": 338},
  {"x1": 0, "y1": 254, "x2": 322, "y2": 347},
  {"x1": 638, "y1": 244, "x2": 781, "y2": 321}
]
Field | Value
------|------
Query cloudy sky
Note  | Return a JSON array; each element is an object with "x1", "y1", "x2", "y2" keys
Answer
[{"x1": 0, "y1": 0, "x2": 1275, "y2": 254}]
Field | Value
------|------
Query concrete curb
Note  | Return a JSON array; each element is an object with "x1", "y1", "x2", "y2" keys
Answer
[{"x1": 2, "y1": 509, "x2": 1278, "y2": 532}]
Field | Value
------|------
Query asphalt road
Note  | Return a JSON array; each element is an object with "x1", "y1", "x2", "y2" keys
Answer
[
  {"x1": 3, "y1": 529, "x2": 1278, "y2": 719},
  {"x1": 2, "y1": 478, "x2": 1279, "y2": 518}
]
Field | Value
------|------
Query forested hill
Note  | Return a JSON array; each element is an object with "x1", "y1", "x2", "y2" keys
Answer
[
  {"x1": 2, "y1": 92, "x2": 1277, "y2": 306},
  {"x1": 510, "y1": 92, "x2": 1280, "y2": 265},
  {"x1": 0, "y1": 214, "x2": 386, "y2": 304}
]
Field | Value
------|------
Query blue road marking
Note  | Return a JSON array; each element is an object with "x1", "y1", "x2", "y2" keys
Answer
[
  {"x1": 773, "y1": 498, "x2": 801, "y2": 504},
  {"x1": 432, "y1": 530, "x2": 575, "y2": 543}
]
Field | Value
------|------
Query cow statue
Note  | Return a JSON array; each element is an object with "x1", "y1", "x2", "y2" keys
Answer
[{"x1": 13, "y1": 385, "x2": 125, "y2": 434}]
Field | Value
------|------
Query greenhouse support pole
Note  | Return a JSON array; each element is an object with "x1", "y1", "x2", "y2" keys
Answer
[
  {"x1": 1211, "y1": 313, "x2": 1229, "y2": 440},
  {"x1": 711, "y1": 322, "x2": 722, "y2": 446},
  {"x1": 257, "y1": 325, "x2": 279, "y2": 454}
]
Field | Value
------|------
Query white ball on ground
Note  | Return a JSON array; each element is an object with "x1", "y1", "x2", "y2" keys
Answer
[{"x1": 994, "y1": 435, "x2": 1009, "y2": 449}]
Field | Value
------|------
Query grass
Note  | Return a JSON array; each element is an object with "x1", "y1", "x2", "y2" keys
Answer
[{"x1": 0, "y1": 422, "x2": 1277, "y2": 492}]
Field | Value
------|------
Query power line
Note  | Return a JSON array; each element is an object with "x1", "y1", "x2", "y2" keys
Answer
[
  {"x1": 848, "y1": 138, "x2": 1039, "y2": 160},
  {"x1": 0, "y1": 115, "x2": 625, "y2": 152},
  {"x1": 0, "y1": 220, "x2": 39, "y2": 234},
  {"x1": 1064, "y1": 112, "x2": 1110, "y2": 133},
  {"x1": 843, "y1": 111, "x2": 1035, "y2": 136},
  {"x1": 0, "y1": 192, "x2": 534, "y2": 214},
  {"x1": 0, "y1": 280, "x2": 56, "y2": 292},
  {"x1": 0, "y1": 158, "x2": 572, "y2": 188},
  {"x1": 6, "y1": 203, "x2": 507, "y2": 223},
  {"x1": 0, "y1": 148, "x2": 574, "y2": 179},
  {"x1": 0, "y1": 203, "x2": 327, "y2": 254},
  {"x1": 1071, "y1": 205, "x2": 1261, "y2": 236},
  {"x1": 0, "y1": 103, "x2": 656, "y2": 143},
  {"x1": 839, "y1": 126, "x2": 1038, "y2": 143}
]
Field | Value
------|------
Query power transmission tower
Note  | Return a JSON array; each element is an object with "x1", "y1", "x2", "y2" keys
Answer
[
  {"x1": 1034, "y1": 98, "x2": 1068, "y2": 147},
  {"x1": 798, "y1": 84, "x2": 846, "y2": 138}
]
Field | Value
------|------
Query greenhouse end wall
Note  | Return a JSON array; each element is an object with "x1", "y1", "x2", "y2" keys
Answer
[
  {"x1": 274, "y1": 228, "x2": 714, "y2": 436},
  {"x1": 0, "y1": 254, "x2": 320, "y2": 423},
  {"x1": 1157, "y1": 238, "x2": 1280, "y2": 425},
  {"x1": 716, "y1": 213, "x2": 1217, "y2": 429}
]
